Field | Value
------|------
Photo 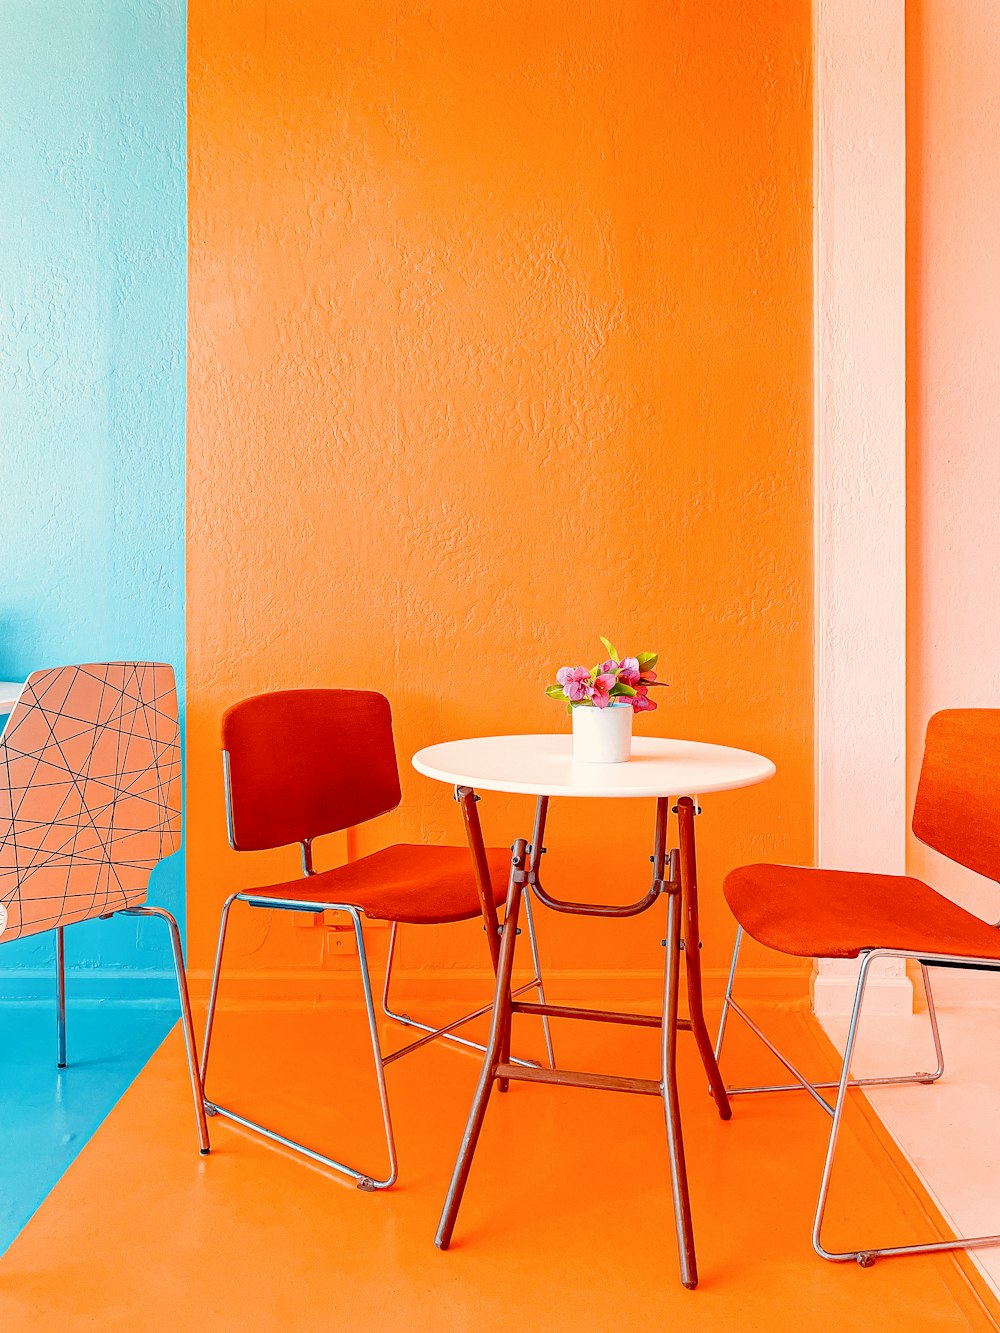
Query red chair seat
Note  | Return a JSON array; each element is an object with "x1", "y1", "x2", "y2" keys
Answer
[
  {"x1": 246, "y1": 843, "x2": 512, "y2": 925},
  {"x1": 723, "y1": 863, "x2": 1000, "y2": 962}
]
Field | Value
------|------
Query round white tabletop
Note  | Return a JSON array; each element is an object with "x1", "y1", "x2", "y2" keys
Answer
[
  {"x1": 0, "y1": 682, "x2": 22, "y2": 712},
  {"x1": 412, "y1": 733, "x2": 775, "y2": 799}
]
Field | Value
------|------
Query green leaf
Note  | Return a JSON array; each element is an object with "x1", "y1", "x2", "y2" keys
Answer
[
  {"x1": 545, "y1": 684, "x2": 567, "y2": 701},
  {"x1": 637, "y1": 651, "x2": 658, "y2": 670},
  {"x1": 612, "y1": 682, "x2": 637, "y2": 697},
  {"x1": 599, "y1": 635, "x2": 619, "y2": 662}
]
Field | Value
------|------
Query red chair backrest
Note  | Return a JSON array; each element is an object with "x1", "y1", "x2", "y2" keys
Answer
[
  {"x1": 912, "y1": 709, "x2": 1000, "y2": 883},
  {"x1": 221, "y1": 690, "x2": 402, "y2": 852}
]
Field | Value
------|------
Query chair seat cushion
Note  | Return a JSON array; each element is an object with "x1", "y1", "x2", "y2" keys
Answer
[
  {"x1": 723, "y1": 863, "x2": 1000, "y2": 961},
  {"x1": 243, "y1": 843, "x2": 512, "y2": 925}
]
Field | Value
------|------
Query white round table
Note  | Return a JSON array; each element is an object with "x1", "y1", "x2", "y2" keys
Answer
[
  {"x1": 413, "y1": 731, "x2": 775, "y2": 1291},
  {"x1": 413, "y1": 733, "x2": 775, "y2": 799},
  {"x1": 0, "y1": 682, "x2": 23, "y2": 713}
]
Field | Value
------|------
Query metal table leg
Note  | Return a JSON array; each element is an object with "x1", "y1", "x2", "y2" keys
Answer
[
  {"x1": 435, "y1": 839, "x2": 528, "y2": 1248},
  {"x1": 675, "y1": 797, "x2": 731, "y2": 1121},
  {"x1": 661, "y1": 846, "x2": 697, "y2": 1288},
  {"x1": 456, "y1": 785, "x2": 554, "y2": 1080}
]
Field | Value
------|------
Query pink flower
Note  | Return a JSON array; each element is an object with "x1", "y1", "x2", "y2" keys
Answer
[
  {"x1": 631, "y1": 684, "x2": 657, "y2": 713},
  {"x1": 556, "y1": 666, "x2": 593, "y2": 703},
  {"x1": 591, "y1": 672, "x2": 618, "y2": 708},
  {"x1": 617, "y1": 657, "x2": 641, "y2": 687}
]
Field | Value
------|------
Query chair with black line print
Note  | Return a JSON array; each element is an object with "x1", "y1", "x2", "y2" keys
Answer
[{"x1": 0, "y1": 662, "x2": 210, "y2": 1154}]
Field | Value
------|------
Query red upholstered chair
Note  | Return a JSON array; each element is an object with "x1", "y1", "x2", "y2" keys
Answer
[
  {"x1": 716, "y1": 709, "x2": 1000, "y2": 1267},
  {"x1": 199, "y1": 688, "x2": 551, "y2": 1189}
]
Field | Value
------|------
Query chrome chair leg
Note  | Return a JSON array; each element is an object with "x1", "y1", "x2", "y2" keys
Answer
[
  {"x1": 200, "y1": 891, "x2": 239, "y2": 1096},
  {"x1": 812, "y1": 949, "x2": 999, "y2": 1265},
  {"x1": 55, "y1": 925, "x2": 67, "y2": 1069},
  {"x1": 920, "y1": 963, "x2": 945, "y2": 1081},
  {"x1": 380, "y1": 921, "x2": 547, "y2": 1069},
  {"x1": 119, "y1": 905, "x2": 211, "y2": 1155},
  {"x1": 523, "y1": 890, "x2": 555, "y2": 1069},
  {"x1": 353, "y1": 912, "x2": 398, "y2": 1189},
  {"x1": 713, "y1": 924, "x2": 743, "y2": 1067},
  {"x1": 201, "y1": 896, "x2": 396, "y2": 1190}
]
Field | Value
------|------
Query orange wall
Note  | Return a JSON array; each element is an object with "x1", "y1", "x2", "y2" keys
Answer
[
  {"x1": 906, "y1": 0, "x2": 1000, "y2": 917},
  {"x1": 187, "y1": 0, "x2": 813, "y2": 992}
]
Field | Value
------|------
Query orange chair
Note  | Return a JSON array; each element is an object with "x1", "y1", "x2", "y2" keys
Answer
[
  {"x1": 199, "y1": 688, "x2": 552, "y2": 1189},
  {"x1": 0, "y1": 663, "x2": 210, "y2": 1154},
  {"x1": 717, "y1": 709, "x2": 1000, "y2": 1266}
]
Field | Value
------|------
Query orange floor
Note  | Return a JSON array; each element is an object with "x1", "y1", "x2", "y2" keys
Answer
[{"x1": 0, "y1": 997, "x2": 996, "y2": 1331}]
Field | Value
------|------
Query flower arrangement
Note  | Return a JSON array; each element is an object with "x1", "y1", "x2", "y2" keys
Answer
[{"x1": 546, "y1": 637, "x2": 663, "y2": 714}]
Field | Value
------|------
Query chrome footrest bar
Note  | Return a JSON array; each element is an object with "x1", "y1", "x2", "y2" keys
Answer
[
  {"x1": 831, "y1": 1233, "x2": 1000, "y2": 1267},
  {"x1": 725, "y1": 1071, "x2": 940, "y2": 1096},
  {"x1": 203, "y1": 1101, "x2": 393, "y2": 1190}
]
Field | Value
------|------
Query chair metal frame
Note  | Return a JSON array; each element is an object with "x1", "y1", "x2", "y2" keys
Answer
[
  {"x1": 199, "y1": 756, "x2": 554, "y2": 1190},
  {"x1": 53, "y1": 909, "x2": 211, "y2": 1155},
  {"x1": 715, "y1": 926, "x2": 1000, "y2": 1266}
]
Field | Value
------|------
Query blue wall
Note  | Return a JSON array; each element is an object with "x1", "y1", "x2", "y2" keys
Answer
[{"x1": 0, "y1": 1, "x2": 186, "y2": 996}]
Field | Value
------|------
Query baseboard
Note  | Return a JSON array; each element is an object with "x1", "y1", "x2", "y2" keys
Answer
[
  {"x1": 183, "y1": 964, "x2": 811, "y2": 1010},
  {"x1": 0, "y1": 968, "x2": 177, "y2": 1006},
  {"x1": 812, "y1": 970, "x2": 915, "y2": 1018},
  {"x1": 0, "y1": 964, "x2": 811, "y2": 1010}
]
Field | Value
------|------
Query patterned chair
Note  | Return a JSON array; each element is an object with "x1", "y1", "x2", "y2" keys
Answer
[{"x1": 0, "y1": 662, "x2": 209, "y2": 1153}]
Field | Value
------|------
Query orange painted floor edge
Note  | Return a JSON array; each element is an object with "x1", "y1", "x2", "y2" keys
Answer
[{"x1": 0, "y1": 999, "x2": 995, "y2": 1331}]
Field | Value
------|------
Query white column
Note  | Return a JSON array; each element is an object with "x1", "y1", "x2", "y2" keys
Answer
[{"x1": 812, "y1": 0, "x2": 911, "y2": 1016}]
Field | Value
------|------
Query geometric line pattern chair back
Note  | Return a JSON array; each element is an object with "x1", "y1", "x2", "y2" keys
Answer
[
  {"x1": 0, "y1": 663, "x2": 181, "y2": 942},
  {"x1": 912, "y1": 708, "x2": 1000, "y2": 884}
]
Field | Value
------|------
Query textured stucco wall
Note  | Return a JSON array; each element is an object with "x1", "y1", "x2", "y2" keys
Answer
[
  {"x1": 907, "y1": 1, "x2": 1000, "y2": 921},
  {"x1": 187, "y1": 0, "x2": 814, "y2": 992},
  {"x1": 0, "y1": 0, "x2": 186, "y2": 988}
]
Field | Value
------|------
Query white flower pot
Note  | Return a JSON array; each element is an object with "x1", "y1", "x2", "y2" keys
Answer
[{"x1": 571, "y1": 702, "x2": 633, "y2": 763}]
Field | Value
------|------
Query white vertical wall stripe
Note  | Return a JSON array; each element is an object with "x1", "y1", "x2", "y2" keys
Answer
[{"x1": 813, "y1": 0, "x2": 911, "y2": 1015}]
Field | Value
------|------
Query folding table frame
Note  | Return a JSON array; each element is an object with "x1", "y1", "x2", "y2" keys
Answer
[{"x1": 435, "y1": 792, "x2": 731, "y2": 1291}]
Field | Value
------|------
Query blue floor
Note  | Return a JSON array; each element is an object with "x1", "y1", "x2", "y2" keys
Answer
[{"x1": 0, "y1": 1003, "x2": 176, "y2": 1253}]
